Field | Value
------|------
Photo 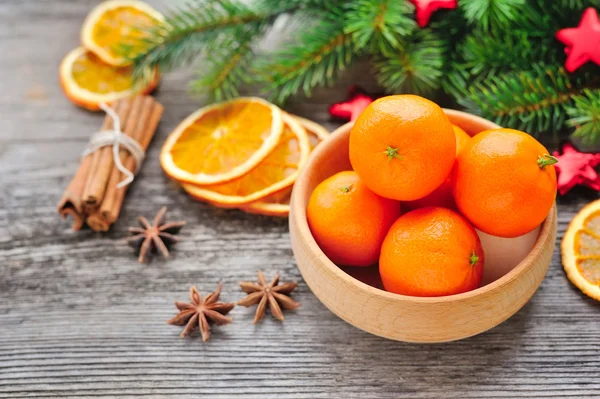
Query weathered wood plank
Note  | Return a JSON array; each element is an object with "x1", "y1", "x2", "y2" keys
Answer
[{"x1": 1, "y1": 0, "x2": 599, "y2": 398}]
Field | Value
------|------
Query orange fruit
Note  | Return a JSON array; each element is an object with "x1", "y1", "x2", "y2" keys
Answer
[
  {"x1": 452, "y1": 128, "x2": 557, "y2": 238},
  {"x1": 161, "y1": 97, "x2": 284, "y2": 186},
  {"x1": 307, "y1": 171, "x2": 401, "y2": 267},
  {"x1": 349, "y1": 95, "x2": 455, "y2": 201},
  {"x1": 59, "y1": 47, "x2": 158, "y2": 110},
  {"x1": 242, "y1": 117, "x2": 329, "y2": 217},
  {"x1": 380, "y1": 207, "x2": 484, "y2": 297},
  {"x1": 561, "y1": 200, "x2": 600, "y2": 301},
  {"x1": 182, "y1": 113, "x2": 309, "y2": 207},
  {"x1": 81, "y1": 0, "x2": 164, "y2": 66},
  {"x1": 404, "y1": 124, "x2": 471, "y2": 210}
]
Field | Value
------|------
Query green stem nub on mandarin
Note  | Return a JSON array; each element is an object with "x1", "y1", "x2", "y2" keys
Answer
[
  {"x1": 340, "y1": 184, "x2": 353, "y2": 193},
  {"x1": 469, "y1": 251, "x2": 479, "y2": 267},
  {"x1": 383, "y1": 146, "x2": 402, "y2": 161},
  {"x1": 537, "y1": 154, "x2": 558, "y2": 169}
]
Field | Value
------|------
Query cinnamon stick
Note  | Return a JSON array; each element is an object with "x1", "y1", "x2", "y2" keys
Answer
[
  {"x1": 82, "y1": 97, "x2": 133, "y2": 207},
  {"x1": 102, "y1": 97, "x2": 164, "y2": 225},
  {"x1": 58, "y1": 95, "x2": 163, "y2": 232},
  {"x1": 85, "y1": 95, "x2": 146, "y2": 232},
  {"x1": 107, "y1": 99, "x2": 164, "y2": 223},
  {"x1": 57, "y1": 154, "x2": 93, "y2": 230},
  {"x1": 86, "y1": 95, "x2": 163, "y2": 231}
]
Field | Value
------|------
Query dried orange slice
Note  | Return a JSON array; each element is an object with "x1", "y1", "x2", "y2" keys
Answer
[
  {"x1": 562, "y1": 199, "x2": 600, "y2": 300},
  {"x1": 182, "y1": 113, "x2": 310, "y2": 207},
  {"x1": 161, "y1": 97, "x2": 284, "y2": 185},
  {"x1": 59, "y1": 47, "x2": 158, "y2": 111},
  {"x1": 242, "y1": 188, "x2": 293, "y2": 217},
  {"x1": 241, "y1": 115, "x2": 329, "y2": 216},
  {"x1": 81, "y1": 0, "x2": 164, "y2": 66},
  {"x1": 293, "y1": 115, "x2": 330, "y2": 141}
]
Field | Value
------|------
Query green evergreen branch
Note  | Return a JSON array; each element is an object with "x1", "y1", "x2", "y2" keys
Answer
[
  {"x1": 343, "y1": 0, "x2": 416, "y2": 53},
  {"x1": 129, "y1": 0, "x2": 297, "y2": 79},
  {"x1": 458, "y1": 65, "x2": 593, "y2": 134},
  {"x1": 258, "y1": 15, "x2": 355, "y2": 104},
  {"x1": 190, "y1": 24, "x2": 262, "y2": 101},
  {"x1": 567, "y1": 90, "x2": 600, "y2": 144},
  {"x1": 374, "y1": 29, "x2": 445, "y2": 95},
  {"x1": 460, "y1": 0, "x2": 526, "y2": 31}
]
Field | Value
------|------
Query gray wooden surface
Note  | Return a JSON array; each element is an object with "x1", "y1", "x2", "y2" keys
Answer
[{"x1": 2, "y1": 1, "x2": 600, "y2": 398}]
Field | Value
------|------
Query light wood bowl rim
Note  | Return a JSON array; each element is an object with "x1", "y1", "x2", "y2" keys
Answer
[{"x1": 290, "y1": 109, "x2": 556, "y2": 304}]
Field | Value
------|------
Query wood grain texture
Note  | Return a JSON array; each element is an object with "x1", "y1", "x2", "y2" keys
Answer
[
  {"x1": 290, "y1": 120, "x2": 557, "y2": 342},
  {"x1": 1, "y1": 0, "x2": 600, "y2": 397}
]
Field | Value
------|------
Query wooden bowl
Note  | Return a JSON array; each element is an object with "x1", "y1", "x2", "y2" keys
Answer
[{"x1": 289, "y1": 109, "x2": 557, "y2": 343}]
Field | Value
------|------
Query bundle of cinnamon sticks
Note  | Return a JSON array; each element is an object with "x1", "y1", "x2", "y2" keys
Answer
[{"x1": 58, "y1": 95, "x2": 163, "y2": 231}]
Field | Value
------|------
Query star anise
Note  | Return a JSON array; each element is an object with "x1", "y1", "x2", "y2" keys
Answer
[
  {"x1": 238, "y1": 271, "x2": 300, "y2": 324},
  {"x1": 167, "y1": 283, "x2": 235, "y2": 341},
  {"x1": 126, "y1": 207, "x2": 186, "y2": 263}
]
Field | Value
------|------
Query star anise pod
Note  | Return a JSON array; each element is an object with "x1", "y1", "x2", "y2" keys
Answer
[
  {"x1": 167, "y1": 283, "x2": 235, "y2": 341},
  {"x1": 126, "y1": 207, "x2": 186, "y2": 263},
  {"x1": 238, "y1": 271, "x2": 300, "y2": 324}
]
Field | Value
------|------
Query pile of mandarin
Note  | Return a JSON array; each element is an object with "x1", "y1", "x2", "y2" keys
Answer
[{"x1": 307, "y1": 95, "x2": 558, "y2": 297}]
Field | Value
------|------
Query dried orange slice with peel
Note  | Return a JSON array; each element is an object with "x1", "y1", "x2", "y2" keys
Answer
[
  {"x1": 161, "y1": 97, "x2": 284, "y2": 185},
  {"x1": 59, "y1": 47, "x2": 158, "y2": 111},
  {"x1": 81, "y1": 0, "x2": 164, "y2": 66},
  {"x1": 293, "y1": 115, "x2": 330, "y2": 142},
  {"x1": 562, "y1": 199, "x2": 600, "y2": 300},
  {"x1": 241, "y1": 188, "x2": 293, "y2": 217},
  {"x1": 242, "y1": 116, "x2": 329, "y2": 217},
  {"x1": 182, "y1": 113, "x2": 310, "y2": 207}
]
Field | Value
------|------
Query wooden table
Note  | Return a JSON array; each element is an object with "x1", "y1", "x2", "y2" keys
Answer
[{"x1": 2, "y1": 1, "x2": 599, "y2": 397}]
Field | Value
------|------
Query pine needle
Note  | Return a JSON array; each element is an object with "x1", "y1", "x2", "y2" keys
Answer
[
  {"x1": 567, "y1": 90, "x2": 600, "y2": 145},
  {"x1": 374, "y1": 29, "x2": 445, "y2": 95},
  {"x1": 459, "y1": 65, "x2": 590, "y2": 134},
  {"x1": 343, "y1": 0, "x2": 416, "y2": 53}
]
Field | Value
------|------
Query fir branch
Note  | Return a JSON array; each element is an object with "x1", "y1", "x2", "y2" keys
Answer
[
  {"x1": 460, "y1": 0, "x2": 526, "y2": 31},
  {"x1": 458, "y1": 65, "x2": 593, "y2": 134},
  {"x1": 374, "y1": 29, "x2": 445, "y2": 95},
  {"x1": 567, "y1": 90, "x2": 600, "y2": 144},
  {"x1": 258, "y1": 14, "x2": 355, "y2": 104},
  {"x1": 343, "y1": 0, "x2": 416, "y2": 53},
  {"x1": 190, "y1": 24, "x2": 262, "y2": 101},
  {"x1": 129, "y1": 0, "x2": 296, "y2": 79},
  {"x1": 458, "y1": 29, "x2": 560, "y2": 81}
]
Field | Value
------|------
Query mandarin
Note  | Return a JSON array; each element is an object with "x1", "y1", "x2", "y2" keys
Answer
[
  {"x1": 404, "y1": 124, "x2": 471, "y2": 210},
  {"x1": 307, "y1": 171, "x2": 401, "y2": 267},
  {"x1": 452, "y1": 128, "x2": 557, "y2": 238},
  {"x1": 379, "y1": 207, "x2": 484, "y2": 297},
  {"x1": 349, "y1": 95, "x2": 455, "y2": 201}
]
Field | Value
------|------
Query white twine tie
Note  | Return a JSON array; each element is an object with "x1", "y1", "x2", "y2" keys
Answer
[{"x1": 82, "y1": 102, "x2": 145, "y2": 189}]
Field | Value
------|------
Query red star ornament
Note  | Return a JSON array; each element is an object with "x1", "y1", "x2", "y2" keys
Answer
[
  {"x1": 329, "y1": 86, "x2": 374, "y2": 122},
  {"x1": 555, "y1": 7, "x2": 600, "y2": 72},
  {"x1": 410, "y1": 0, "x2": 458, "y2": 28},
  {"x1": 552, "y1": 142, "x2": 600, "y2": 195}
]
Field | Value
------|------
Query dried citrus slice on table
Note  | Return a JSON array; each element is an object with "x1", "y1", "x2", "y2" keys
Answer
[
  {"x1": 242, "y1": 188, "x2": 293, "y2": 217},
  {"x1": 59, "y1": 47, "x2": 158, "y2": 110},
  {"x1": 562, "y1": 199, "x2": 600, "y2": 300},
  {"x1": 293, "y1": 115, "x2": 330, "y2": 142},
  {"x1": 241, "y1": 115, "x2": 329, "y2": 217},
  {"x1": 182, "y1": 113, "x2": 310, "y2": 207},
  {"x1": 161, "y1": 97, "x2": 284, "y2": 185},
  {"x1": 81, "y1": 0, "x2": 164, "y2": 66}
]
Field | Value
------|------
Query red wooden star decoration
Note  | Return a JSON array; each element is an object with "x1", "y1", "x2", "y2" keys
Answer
[
  {"x1": 552, "y1": 142, "x2": 600, "y2": 195},
  {"x1": 410, "y1": 0, "x2": 458, "y2": 28},
  {"x1": 555, "y1": 7, "x2": 600, "y2": 72},
  {"x1": 329, "y1": 86, "x2": 374, "y2": 122}
]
